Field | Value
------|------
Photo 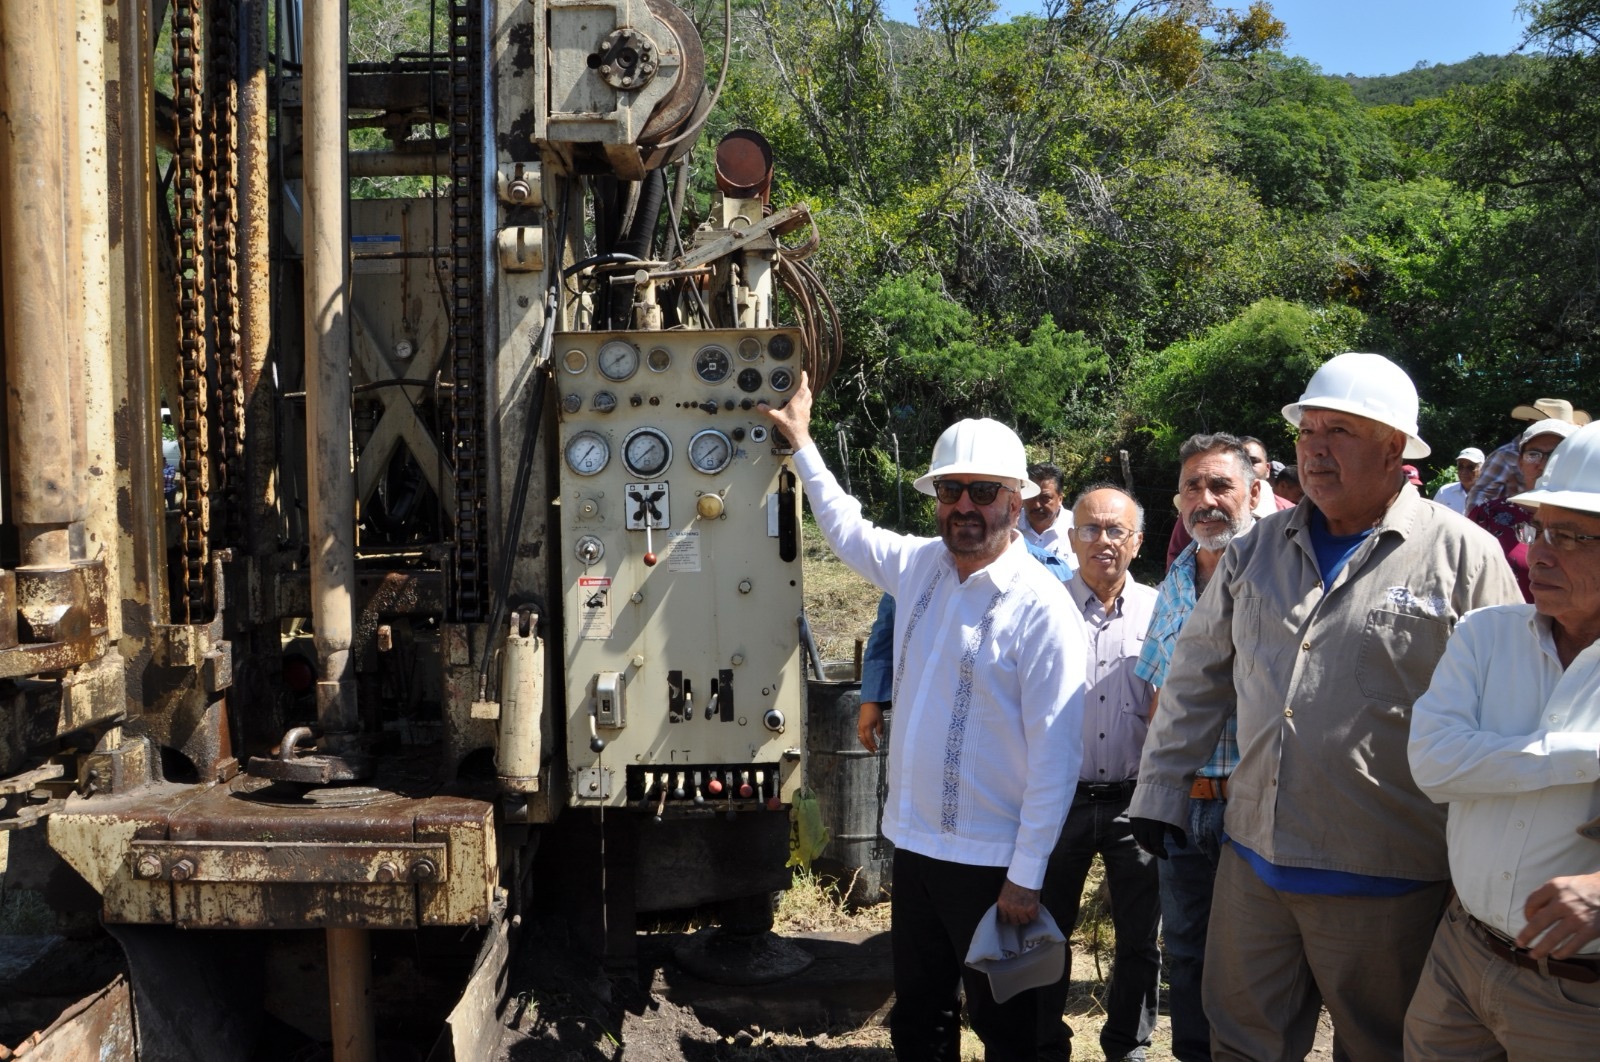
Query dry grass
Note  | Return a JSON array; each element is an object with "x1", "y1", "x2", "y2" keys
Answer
[{"x1": 802, "y1": 516, "x2": 885, "y2": 666}]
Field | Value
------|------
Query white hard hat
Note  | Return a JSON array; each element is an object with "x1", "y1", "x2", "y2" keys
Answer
[
  {"x1": 1281, "y1": 352, "x2": 1430, "y2": 459},
  {"x1": 913, "y1": 418, "x2": 1039, "y2": 499},
  {"x1": 1519, "y1": 418, "x2": 1579, "y2": 448},
  {"x1": 1455, "y1": 447, "x2": 1485, "y2": 464},
  {"x1": 1510, "y1": 421, "x2": 1600, "y2": 515}
]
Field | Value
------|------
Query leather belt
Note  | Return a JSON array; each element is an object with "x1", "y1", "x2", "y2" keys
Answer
[
  {"x1": 1190, "y1": 776, "x2": 1229, "y2": 801},
  {"x1": 1075, "y1": 780, "x2": 1136, "y2": 802},
  {"x1": 1467, "y1": 913, "x2": 1600, "y2": 984}
]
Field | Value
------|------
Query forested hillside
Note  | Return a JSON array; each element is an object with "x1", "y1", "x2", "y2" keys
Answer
[{"x1": 353, "y1": 0, "x2": 1599, "y2": 540}]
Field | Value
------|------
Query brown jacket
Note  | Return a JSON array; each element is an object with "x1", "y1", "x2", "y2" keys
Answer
[{"x1": 1131, "y1": 487, "x2": 1521, "y2": 879}]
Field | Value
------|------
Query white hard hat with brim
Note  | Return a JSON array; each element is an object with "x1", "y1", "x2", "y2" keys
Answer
[
  {"x1": 913, "y1": 418, "x2": 1039, "y2": 500},
  {"x1": 1282, "y1": 352, "x2": 1430, "y2": 459},
  {"x1": 1510, "y1": 421, "x2": 1600, "y2": 516}
]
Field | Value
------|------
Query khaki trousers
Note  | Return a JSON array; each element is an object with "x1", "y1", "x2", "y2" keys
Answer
[
  {"x1": 1203, "y1": 845, "x2": 1449, "y2": 1062},
  {"x1": 1404, "y1": 896, "x2": 1600, "y2": 1061}
]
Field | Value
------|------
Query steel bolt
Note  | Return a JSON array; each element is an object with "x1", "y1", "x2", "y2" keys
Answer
[
  {"x1": 375, "y1": 861, "x2": 399, "y2": 883},
  {"x1": 134, "y1": 856, "x2": 162, "y2": 879},
  {"x1": 169, "y1": 858, "x2": 196, "y2": 882},
  {"x1": 410, "y1": 858, "x2": 438, "y2": 882}
]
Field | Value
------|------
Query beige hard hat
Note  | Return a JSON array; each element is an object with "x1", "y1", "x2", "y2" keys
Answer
[
  {"x1": 1282, "y1": 352, "x2": 1430, "y2": 459},
  {"x1": 1510, "y1": 421, "x2": 1600, "y2": 515},
  {"x1": 1511, "y1": 397, "x2": 1590, "y2": 425},
  {"x1": 913, "y1": 418, "x2": 1038, "y2": 499}
]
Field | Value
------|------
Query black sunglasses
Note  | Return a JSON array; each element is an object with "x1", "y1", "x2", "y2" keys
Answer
[{"x1": 932, "y1": 480, "x2": 1015, "y2": 505}]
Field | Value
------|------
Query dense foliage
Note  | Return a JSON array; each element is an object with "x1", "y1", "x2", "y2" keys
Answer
[
  {"x1": 686, "y1": 0, "x2": 1599, "y2": 536},
  {"x1": 336, "y1": 0, "x2": 1598, "y2": 541}
]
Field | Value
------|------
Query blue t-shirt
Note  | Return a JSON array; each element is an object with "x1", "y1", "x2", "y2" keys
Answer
[{"x1": 1307, "y1": 507, "x2": 1373, "y2": 589}]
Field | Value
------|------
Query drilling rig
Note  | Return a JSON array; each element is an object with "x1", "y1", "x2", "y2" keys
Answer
[{"x1": 0, "y1": 1, "x2": 839, "y2": 1057}]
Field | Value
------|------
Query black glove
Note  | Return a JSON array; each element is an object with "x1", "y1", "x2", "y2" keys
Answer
[{"x1": 1131, "y1": 817, "x2": 1186, "y2": 860}]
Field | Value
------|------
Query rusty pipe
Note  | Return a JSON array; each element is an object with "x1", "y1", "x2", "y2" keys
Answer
[
  {"x1": 240, "y1": 0, "x2": 278, "y2": 558},
  {"x1": 303, "y1": 0, "x2": 358, "y2": 740},
  {"x1": 0, "y1": 0, "x2": 78, "y2": 569},
  {"x1": 326, "y1": 927, "x2": 376, "y2": 1062}
]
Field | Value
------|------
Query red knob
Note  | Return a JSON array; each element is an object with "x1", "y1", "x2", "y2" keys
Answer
[
  {"x1": 707, "y1": 777, "x2": 723, "y2": 795},
  {"x1": 643, "y1": 552, "x2": 658, "y2": 566},
  {"x1": 739, "y1": 782, "x2": 753, "y2": 798}
]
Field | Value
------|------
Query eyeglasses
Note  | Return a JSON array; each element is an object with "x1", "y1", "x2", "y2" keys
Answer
[
  {"x1": 1519, "y1": 524, "x2": 1600, "y2": 551},
  {"x1": 932, "y1": 480, "x2": 1015, "y2": 506},
  {"x1": 1073, "y1": 524, "x2": 1137, "y2": 544},
  {"x1": 1520, "y1": 448, "x2": 1556, "y2": 465}
]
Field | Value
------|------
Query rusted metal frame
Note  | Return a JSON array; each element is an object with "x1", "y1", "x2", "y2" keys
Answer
[
  {"x1": 239, "y1": 0, "x2": 277, "y2": 558},
  {"x1": 0, "y1": 2, "x2": 76, "y2": 571},
  {"x1": 350, "y1": 303, "x2": 455, "y2": 512},
  {"x1": 209, "y1": 0, "x2": 247, "y2": 551},
  {"x1": 448, "y1": 0, "x2": 489, "y2": 621},
  {"x1": 128, "y1": 839, "x2": 449, "y2": 882},
  {"x1": 172, "y1": 0, "x2": 213, "y2": 620},
  {"x1": 302, "y1": 0, "x2": 361, "y2": 754},
  {"x1": 110, "y1": 0, "x2": 173, "y2": 646}
]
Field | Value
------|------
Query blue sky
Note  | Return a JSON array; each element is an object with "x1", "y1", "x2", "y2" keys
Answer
[{"x1": 878, "y1": 1, "x2": 1531, "y2": 78}]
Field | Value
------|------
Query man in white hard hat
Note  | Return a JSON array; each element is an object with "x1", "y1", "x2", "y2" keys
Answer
[
  {"x1": 1433, "y1": 446, "x2": 1484, "y2": 515},
  {"x1": 761, "y1": 374, "x2": 1087, "y2": 1061},
  {"x1": 1406, "y1": 420, "x2": 1600, "y2": 1058},
  {"x1": 1129, "y1": 352, "x2": 1521, "y2": 1061},
  {"x1": 1465, "y1": 397, "x2": 1590, "y2": 512}
]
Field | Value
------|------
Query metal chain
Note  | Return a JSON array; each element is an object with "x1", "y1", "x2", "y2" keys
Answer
[
  {"x1": 448, "y1": 0, "x2": 487, "y2": 619},
  {"x1": 173, "y1": 0, "x2": 211, "y2": 622},
  {"x1": 209, "y1": 0, "x2": 246, "y2": 550}
]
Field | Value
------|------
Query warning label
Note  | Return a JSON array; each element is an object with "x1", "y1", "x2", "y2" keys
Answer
[
  {"x1": 578, "y1": 576, "x2": 612, "y2": 639},
  {"x1": 666, "y1": 530, "x2": 702, "y2": 572}
]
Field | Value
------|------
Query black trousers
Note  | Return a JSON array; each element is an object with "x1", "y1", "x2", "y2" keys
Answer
[{"x1": 889, "y1": 848, "x2": 1044, "y2": 1061}]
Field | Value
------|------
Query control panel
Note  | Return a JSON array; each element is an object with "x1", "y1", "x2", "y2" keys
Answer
[{"x1": 557, "y1": 327, "x2": 804, "y2": 810}]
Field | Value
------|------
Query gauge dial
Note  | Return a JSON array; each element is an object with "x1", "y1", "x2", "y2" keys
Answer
[
  {"x1": 562, "y1": 349, "x2": 588, "y2": 374},
  {"x1": 695, "y1": 344, "x2": 733, "y2": 384},
  {"x1": 738, "y1": 337, "x2": 762, "y2": 361},
  {"x1": 597, "y1": 339, "x2": 640, "y2": 381},
  {"x1": 769, "y1": 367, "x2": 794, "y2": 392},
  {"x1": 647, "y1": 347, "x2": 672, "y2": 372},
  {"x1": 592, "y1": 391, "x2": 617, "y2": 414},
  {"x1": 565, "y1": 430, "x2": 610, "y2": 476},
  {"x1": 562, "y1": 393, "x2": 583, "y2": 414},
  {"x1": 688, "y1": 429, "x2": 734, "y2": 475},
  {"x1": 768, "y1": 334, "x2": 795, "y2": 361},
  {"x1": 737, "y1": 367, "x2": 763, "y2": 393},
  {"x1": 622, "y1": 426, "x2": 673, "y2": 477}
]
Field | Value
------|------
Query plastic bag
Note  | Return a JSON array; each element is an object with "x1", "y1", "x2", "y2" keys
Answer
[{"x1": 786, "y1": 788, "x2": 832, "y2": 869}]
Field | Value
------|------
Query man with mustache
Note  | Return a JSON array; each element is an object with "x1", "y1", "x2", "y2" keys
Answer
[
  {"x1": 762, "y1": 374, "x2": 1087, "y2": 1061},
  {"x1": 1133, "y1": 433, "x2": 1263, "y2": 1062},
  {"x1": 1129, "y1": 353, "x2": 1520, "y2": 1061},
  {"x1": 1035, "y1": 484, "x2": 1159, "y2": 1062}
]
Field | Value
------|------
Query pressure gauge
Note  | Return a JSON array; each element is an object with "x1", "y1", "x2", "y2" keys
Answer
[
  {"x1": 768, "y1": 334, "x2": 795, "y2": 361},
  {"x1": 647, "y1": 347, "x2": 672, "y2": 372},
  {"x1": 694, "y1": 344, "x2": 732, "y2": 384},
  {"x1": 738, "y1": 337, "x2": 762, "y2": 361},
  {"x1": 622, "y1": 426, "x2": 673, "y2": 477},
  {"x1": 688, "y1": 429, "x2": 734, "y2": 475},
  {"x1": 592, "y1": 390, "x2": 618, "y2": 414},
  {"x1": 736, "y1": 368, "x2": 763, "y2": 393},
  {"x1": 562, "y1": 349, "x2": 588, "y2": 374},
  {"x1": 565, "y1": 430, "x2": 611, "y2": 476},
  {"x1": 597, "y1": 339, "x2": 640, "y2": 381},
  {"x1": 770, "y1": 367, "x2": 794, "y2": 392}
]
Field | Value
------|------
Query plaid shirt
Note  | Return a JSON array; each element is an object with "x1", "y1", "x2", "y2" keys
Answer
[
  {"x1": 1463, "y1": 438, "x2": 1519, "y2": 512},
  {"x1": 1135, "y1": 540, "x2": 1238, "y2": 779}
]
